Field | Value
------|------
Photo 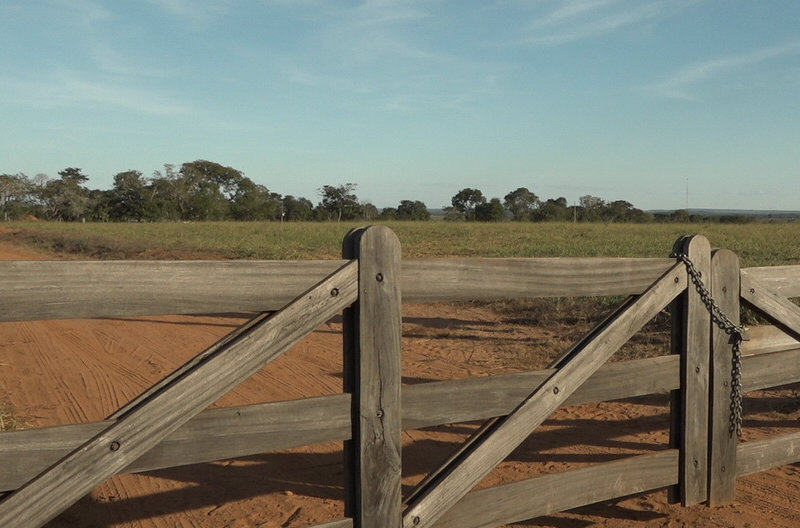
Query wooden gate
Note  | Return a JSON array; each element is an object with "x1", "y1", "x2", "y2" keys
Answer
[{"x1": 1, "y1": 228, "x2": 800, "y2": 527}]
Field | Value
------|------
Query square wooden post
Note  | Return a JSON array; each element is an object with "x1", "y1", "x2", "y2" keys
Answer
[
  {"x1": 708, "y1": 249, "x2": 741, "y2": 506},
  {"x1": 342, "y1": 226, "x2": 403, "y2": 528},
  {"x1": 669, "y1": 235, "x2": 712, "y2": 506}
]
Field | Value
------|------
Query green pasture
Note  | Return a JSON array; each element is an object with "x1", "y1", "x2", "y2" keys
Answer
[{"x1": 3, "y1": 221, "x2": 800, "y2": 267}]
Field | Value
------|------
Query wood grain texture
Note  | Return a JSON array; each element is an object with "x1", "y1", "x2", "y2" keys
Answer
[
  {"x1": 741, "y1": 271, "x2": 800, "y2": 343},
  {"x1": 401, "y1": 257, "x2": 674, "y2": 302},
  {"x1": 0, "y1": 257, "x2": 674, "y2": 321},
  {"x1": 0, "y1": 260, "x2": 346, "y2": 321},
  {"x1": 736, "y1": 431, "x2": 800, "y2": 477},
  {"x1": 432, "y1": 450, "x2": 679, "y2": 528},
  {"x1": 0, "y1": 355, "x2": 679, "y2": 492},
  {"x1": 402, "y1": 263, "x2": 686, "y2": 528},
  {"x1": 741, "y1": 347, "x2": 800, "y2": 392},
  {"x1": 707, "y1": 249, "x2": 740, "y2": 507},
  {"x1": 741, "y1": 265, "x2": 800, "y2": 298},
  {"x1": 0, "y1": 260, "x2": 359, "y2": 528},
  {"x1": 676, "y1": 235, "x2": 712, "y2": 505},
  {"x1": 342, "y1": 226, "x2": 403, "y2": 527},
  {"x1": 743, "y1": 325, "x2": 800, "y2": 356}
]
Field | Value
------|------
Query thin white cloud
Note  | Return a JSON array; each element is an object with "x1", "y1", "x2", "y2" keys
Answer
[
  {"x1": 3, "y1": 71, "x2": 192, "y2": 115},
  {"x1": 645, "y1": 41, "x2": 800, "y2": 100},
  {"x1": 518, "y1": 0, "x2": 700, "y2": 45},
  {"x1": 143, "y1": 0, "x2": 234, "y2": 25}
]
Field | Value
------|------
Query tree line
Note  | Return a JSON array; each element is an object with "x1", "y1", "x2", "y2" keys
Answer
[
  {"x1": 0, "y1": 160, "x2": 763, "y2": 223},
  {"x1": 0, "y1": 161, "x2": 422, "y2": 223}
]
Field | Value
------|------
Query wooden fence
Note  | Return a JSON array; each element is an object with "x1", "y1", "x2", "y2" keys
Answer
[{"x1": 1, "y1": 226, "x2": 800, "y2": 527}]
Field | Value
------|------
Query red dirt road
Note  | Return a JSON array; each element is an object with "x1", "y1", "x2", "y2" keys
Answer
[{"x1": 1, "y1": 241, "x2": 799, "y2": 527}]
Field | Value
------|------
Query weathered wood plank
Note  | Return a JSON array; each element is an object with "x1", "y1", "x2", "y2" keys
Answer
[
  {"x1": 432, "y1": 450, "x2": 680, "y2": 528},
  {"x1": 343, "y1": 226, "x2": 403, "y2": 527},
  {"x1": 741, "y1": 265, "x2": 800, "y2": 298},
  {"x1": 708, "y1": 249, "x2": 740, "y2": 507},
  {"x1": 0, "y1": 260, "x2": 359, "y2": 528},
  {"x1": 402, "y1": 257, "x2": 675, "y2": 303},
  {"x1": 743, "y1": 325, "x2": 800, "y2": 356},
  {"x1": 737, "y1": 431, "x2": 800, "y2": 477},
  {"x1": 402, "y1": 263, "x2": 686, "y2": 528},
  {"x1": 0, "y1": 257, "x2": 674, "y2": 321},
  {"x1": 0, "y1": 260, "x2": 346, "y2": 321},
  {"x1": 0, "y1": 355, "x2": 679, "y2": 492},
  {"x1": 741, "y1": 271, "x2": 800, "y2": 344},
  {"x1": 671, "y1": 235, "x2": 711, "y2": 506},
  {"x1": 742, "y1": 347, "x2": 800, "y2": 392}
]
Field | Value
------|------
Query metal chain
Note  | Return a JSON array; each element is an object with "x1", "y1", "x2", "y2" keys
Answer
[{"x1": 672, "y1": 251, "x2": 748, "y2": 437}]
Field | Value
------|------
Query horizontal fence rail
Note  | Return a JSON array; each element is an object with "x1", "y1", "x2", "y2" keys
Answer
[{"x1": 0, "y1": 257, "x2": 676, "y2": 321}]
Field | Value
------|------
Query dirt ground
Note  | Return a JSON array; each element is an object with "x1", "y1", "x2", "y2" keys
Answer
[{"x1": 2, "y1": 241, "x2": 800, "y2": 528}]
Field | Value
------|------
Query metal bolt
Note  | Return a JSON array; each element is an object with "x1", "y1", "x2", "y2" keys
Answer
[
  {"x1": 723, "y1": 381, "x2": 729, "y2": 387},
  {"x1": 695, "y1": 367, "x2": 701, "y2": 374},
  {"x1": 110, "y1": 441, "x2": 121, "y2": 452},
  {"x1": 330, "y1": 288, "x2": 339, "y2": 297},
  {"x1": 377, "y1": 410, "x2": 384, "y2": 418},
  {"x1": 694, "y1": 459, "x2": 699, "y2": 468},
  {"x1": 413, "y1": 516, "x2": 421, "y2": 526},
  {"x1": 376, "y1": 273, "x2": 384, "y2": 282},
  {"x1": 722, "y1": 286, "x2": 728, "y2": 293},
  {"x1": 750, "y1": 288, "x2": 755, "y2": 294},
  {"x1": 721, "y1": 466, "x2": 726, "y2": 472},
  {"x1": 553, "y1": 387, "x2": 560, "y2": 394},
  {"x1": 674, "y1": 277, "x2": 680, "y2": 284}
]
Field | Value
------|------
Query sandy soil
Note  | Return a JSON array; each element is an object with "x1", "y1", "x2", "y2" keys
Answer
[{"x1": 1, "y1": 241, "x2": 800, "y2": 528}]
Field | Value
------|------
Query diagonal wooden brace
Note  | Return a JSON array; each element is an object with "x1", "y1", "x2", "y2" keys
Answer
[
  {"x1": 0, "y1": 260, "x2": 359, "y2": 528},
  {"x1": 740, "y1": 271, "x2": 800, "y2": 344},
  {"x1": 402, "y1": 262, "x2": 687, "y2": 528}
]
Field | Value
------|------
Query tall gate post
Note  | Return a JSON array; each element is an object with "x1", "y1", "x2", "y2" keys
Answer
[
  {"x1": 708, "y1": 249, "x2": 741, "y2": 505},
  {"x1": 342, "y1": 226, "x2": 403, "y2": 527},
  {"x1": 669, "y1": 235, "x2": 712, "y2": 506}
]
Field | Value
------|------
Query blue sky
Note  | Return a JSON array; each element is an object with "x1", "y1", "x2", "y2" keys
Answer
[{"x1": 2, "y1": 1, "x2": 799, "y2": 212}]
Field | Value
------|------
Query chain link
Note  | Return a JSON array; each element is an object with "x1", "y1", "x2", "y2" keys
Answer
[{"x1": 672, "y1": 251, "x2": 747, "y2": 437}]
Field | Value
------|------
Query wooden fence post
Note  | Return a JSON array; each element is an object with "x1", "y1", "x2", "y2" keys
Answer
[
  {"x1": 669, "y1": 235, "x2": 712, "y2": 506},
  {"x1": 708, "y1": 249, "x2": 741, "y2": 506},
  {"x1": 342, "y1": 226, "x2": 403, "y2": 528}
]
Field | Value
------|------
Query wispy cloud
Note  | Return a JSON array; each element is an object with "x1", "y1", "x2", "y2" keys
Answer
[
  {"x1": 518, "y1": 0, "x2": 700, "y2": 45},
  {"x1": 143, "y1": 0, "x2": 235, "y2": 26},
  {"x1": 645, "y1": 41, "x2": 800, "y2": 100},
  {"x1": 3, "y1": 71, "x2": 192, "y2": 115}
]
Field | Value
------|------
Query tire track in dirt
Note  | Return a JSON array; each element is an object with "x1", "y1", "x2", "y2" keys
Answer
[{"x1": 737, "y1": 472, "x2": 800, "y2": 527}]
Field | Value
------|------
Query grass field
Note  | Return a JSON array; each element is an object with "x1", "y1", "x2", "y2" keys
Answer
[{"x1": 3, "y1": 220, "x2": 800, "y2": 267}]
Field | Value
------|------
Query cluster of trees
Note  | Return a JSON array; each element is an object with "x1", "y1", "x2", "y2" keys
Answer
[
  {"x1": 2, "y1": 161, "x2": 765, "y2": 224},
  {"x1": 443, "y1": 187, "x2": 652, "y2": 223},
  {"x1": 0, "y1": 161, "x2": 411, "y2": 223}
]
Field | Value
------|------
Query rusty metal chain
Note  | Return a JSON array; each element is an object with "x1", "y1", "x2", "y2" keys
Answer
[{"x1": 672, "y1": 251, "x2": 748, "y2": 437}]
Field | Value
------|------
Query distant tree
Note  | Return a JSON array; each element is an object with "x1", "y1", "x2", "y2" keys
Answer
[
  {"x1": 108, "y1": 170, "x2": 156, "y2": 221},
  {"x1": 503, "y1": 187, "x2": 539, "y2": 221},
  {"x1": 282, "y1": 195, "x2": 314, "y2": 221},
  {"x1": 396, "y1": 200, "x2": 430, "y2": 220},
  {"x1": 442, "y1": 206, "x2": 465, "y2": 221},
  {"x1": 228, "y1": 177, "x2": 282, "y2": 221},
  {"x1": 0, "y1": 173, "x2": 35, "y2": 220},
  {"x1": 362, "y1": 202, "x2": 379, "y2": 221},
  {"x1": 317, "y1": 183, "x2": 361, "y2": 221},
  {"x1": 534, "y1": 197, "x2": 571, "y2": 221},
  {"x1": 378, "y1": 207, "x2": 398, "y2": 220},
  {"x1": 451, "y1": 188, "x2": 485, "y2": 221},
  {"x1": 474, "y1": 197, "x2": 505, "y2": 222},
  {"x1": 35, "y1": 168, "x2": 91, "y2": 221},
  {"x1": 578, "y1": 195, "x2": 605, "y2": 222}
]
